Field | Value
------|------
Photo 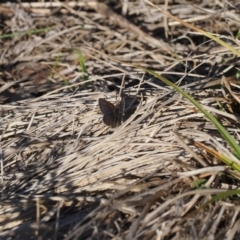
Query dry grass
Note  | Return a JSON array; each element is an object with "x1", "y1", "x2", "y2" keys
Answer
[{"x1": 1, "y1": 0, "x2": 240, "y2": 239}]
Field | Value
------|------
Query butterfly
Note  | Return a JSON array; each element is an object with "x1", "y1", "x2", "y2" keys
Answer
[{"x1": 99, "y1": 98, "x2": 125, "y2": 127}]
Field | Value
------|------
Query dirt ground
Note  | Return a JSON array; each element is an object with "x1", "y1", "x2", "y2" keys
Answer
[{"x1": 1, "y1": 1, "x2": 240, "y2": 239}]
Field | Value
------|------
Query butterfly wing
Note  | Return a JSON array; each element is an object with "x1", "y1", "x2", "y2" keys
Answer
[
  {"x1": 103, "y1": 112, "x2": 115, "y2": 127},
  {"x1": 99, "y1": 98, "x2": 116, "y2": 127}
]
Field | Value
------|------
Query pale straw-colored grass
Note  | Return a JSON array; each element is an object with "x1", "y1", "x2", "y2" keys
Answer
[{"x1": 1, "y1": 1, "x2": 240, "y2": 239}]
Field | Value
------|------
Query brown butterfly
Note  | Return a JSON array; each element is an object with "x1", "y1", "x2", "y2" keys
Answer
[{"x1": 99, "y1": 98, "x2": 124, "y2": 127}]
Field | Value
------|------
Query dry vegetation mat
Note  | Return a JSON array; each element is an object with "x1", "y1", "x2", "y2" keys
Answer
[{"x1": 1, "y1": 0, "x2": 240, "y2": 239}]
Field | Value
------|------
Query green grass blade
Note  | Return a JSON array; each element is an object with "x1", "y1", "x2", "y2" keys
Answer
[
  {"x1": 185, "y1": 189, "x2": 240, "y2": 219},
  {"x1": 0, "y1": 27, "x2": 51, "y2": 39},
  {"x1": 76, "y1": 50, "x2": 88, "y2": 82},
  {"x1": 144, "y1": 0, "x2": 240, "y2": 57},
  {"x1": 136, "y1": 66, "x2": 240, "y2": 159}
]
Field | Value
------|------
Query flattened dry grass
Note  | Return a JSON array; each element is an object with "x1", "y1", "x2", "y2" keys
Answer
[{"x1": 1, "y1": 1, "x2": 240, "y2": 239}]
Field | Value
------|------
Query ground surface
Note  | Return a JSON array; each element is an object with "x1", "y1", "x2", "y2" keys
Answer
[{"x1": 1, "y1": 1, "x2": 240, "y2": 239}]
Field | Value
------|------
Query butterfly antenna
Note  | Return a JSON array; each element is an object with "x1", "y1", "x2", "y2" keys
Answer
[
  {"x1": 121, "y1": 96, "x2": 126, "y2": 124},
  {"x1": 119, "y1": 72, "x2": 126, "y2": 98}
]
